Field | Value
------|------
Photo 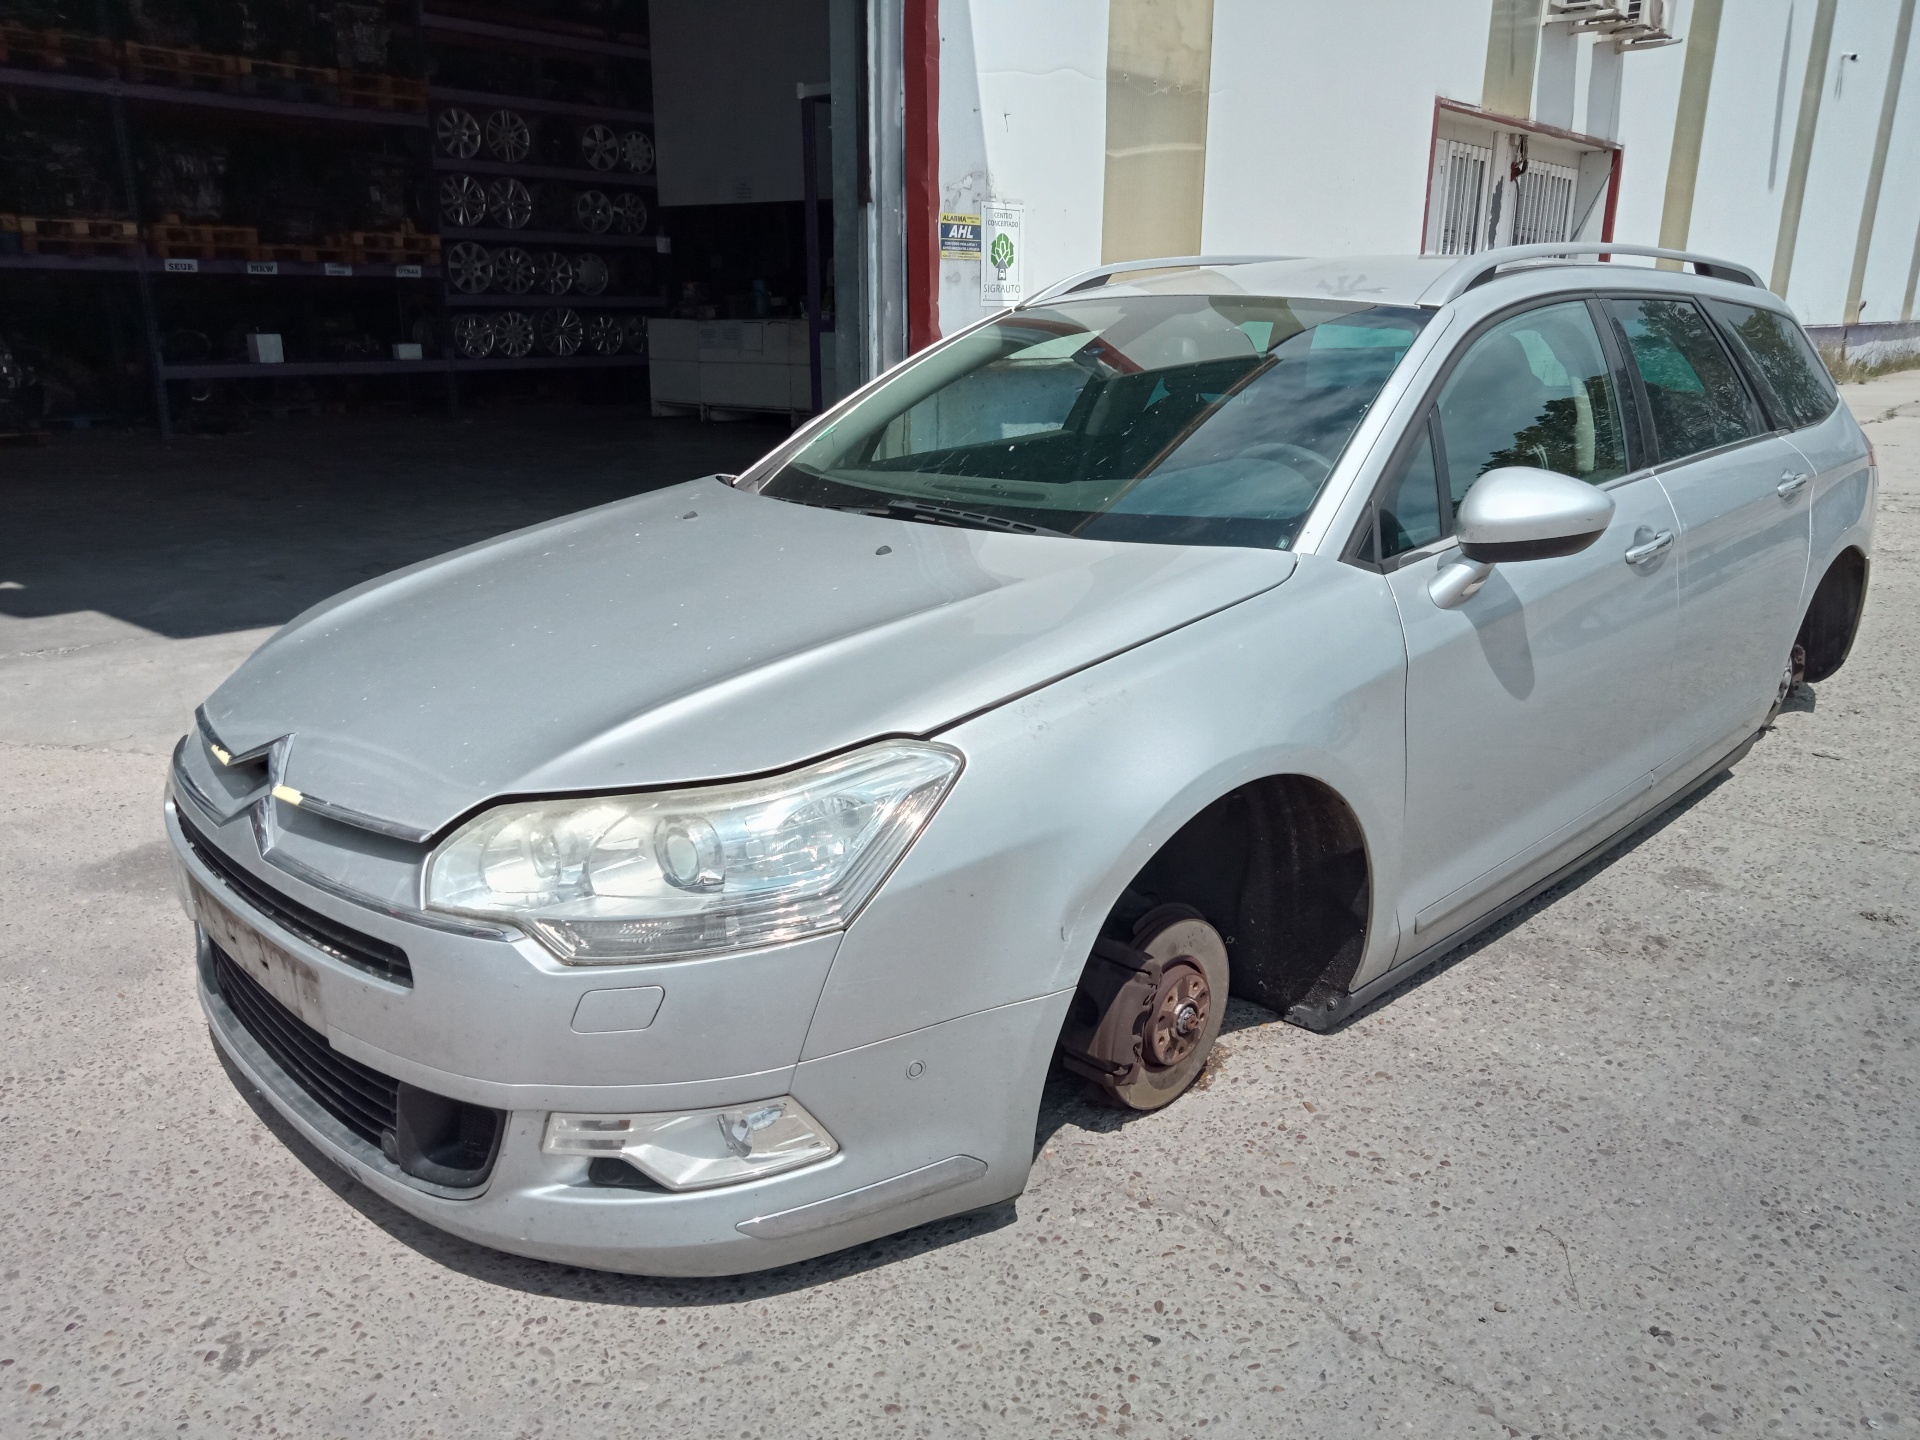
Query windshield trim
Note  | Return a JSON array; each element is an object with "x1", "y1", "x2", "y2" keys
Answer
[{"x1": 746, "y1": 295, "x2": 1433, "y2": 555}]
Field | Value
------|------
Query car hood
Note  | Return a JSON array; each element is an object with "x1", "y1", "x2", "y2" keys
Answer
[{"x1": 203, "y1": 477, "x2": 1295, "y2": 838}]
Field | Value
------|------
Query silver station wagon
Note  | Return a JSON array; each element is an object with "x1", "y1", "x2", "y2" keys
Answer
[{"x1": 167, "y1": 243, "x2": 1874, "y2": 1276}]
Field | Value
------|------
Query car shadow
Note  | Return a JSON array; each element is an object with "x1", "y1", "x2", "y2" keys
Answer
[{"x1": 212, "y1": 1042, "x2": 1017, "y2": 1306}]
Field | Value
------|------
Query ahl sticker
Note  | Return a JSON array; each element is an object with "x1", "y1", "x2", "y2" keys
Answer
[
  {"x1": 939, "y1": 212, "x2": 981, "y2": 260},
  {"x1": 980, "y1": 202, "x2": 1023, "y2": 307}
]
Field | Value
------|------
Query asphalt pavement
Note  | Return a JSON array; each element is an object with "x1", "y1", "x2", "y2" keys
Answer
[{"x1": 2, "y1": 379, "x2": 1916, "y2": 1438}]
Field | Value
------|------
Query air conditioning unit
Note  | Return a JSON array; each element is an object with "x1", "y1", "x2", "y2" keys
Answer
[{"x1": 1550, "y1": 0, "x2": 1677, "y2": 49}]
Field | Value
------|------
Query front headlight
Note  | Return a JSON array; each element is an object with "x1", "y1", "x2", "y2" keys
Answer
[{"x1": 424, "y1": 741, "x2": 961, "y2": 962}]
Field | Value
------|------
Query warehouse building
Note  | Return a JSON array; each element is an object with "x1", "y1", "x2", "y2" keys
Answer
[{"x1": 0, "y1": 0, "x2": 1915, "y2": 444}]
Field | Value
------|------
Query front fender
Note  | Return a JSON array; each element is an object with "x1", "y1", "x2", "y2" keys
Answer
[{"x1": 799, "y1": 554, "x2": 1407, "y2": 1062}]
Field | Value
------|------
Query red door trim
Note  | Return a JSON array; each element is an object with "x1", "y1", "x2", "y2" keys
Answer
[{"x1": 904, "y1": 0, "x2": 941, "y2": 351}]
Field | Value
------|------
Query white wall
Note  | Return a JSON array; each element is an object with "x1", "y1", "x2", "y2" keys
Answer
[
  {"x1": 1201, "y1": 0, "x2": 1491, "y2": 258},
  {"x1": 936, "y1": 0, "x2": 1108, "y2": 335},
  {"x1": 932, "y1": 0, "x2": 1920, "y2": 331}
]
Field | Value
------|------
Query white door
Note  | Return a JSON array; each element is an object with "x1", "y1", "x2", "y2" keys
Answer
[
  {"x1": 1603, "y1": 297, "x2": 1813, "y2": 750},
  {"x1": 1374, "y1": 300, "x2": 1685, "y2": 958}
]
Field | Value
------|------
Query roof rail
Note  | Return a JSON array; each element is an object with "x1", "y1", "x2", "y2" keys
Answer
[
  {"x1": 1020, "y1": 254, "x2": 1298, "y2": 308},
  {"x1": 1420, "y1": 242, "x2": 1766, "y2": 306}
]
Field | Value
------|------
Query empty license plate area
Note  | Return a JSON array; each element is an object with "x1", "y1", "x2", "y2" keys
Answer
[{"x1": 193, "y1": 878, "x2": 327, "y2": 1031}]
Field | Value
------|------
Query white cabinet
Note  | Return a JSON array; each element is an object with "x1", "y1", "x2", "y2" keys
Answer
[{"x1": 648, "y1": 319, "x2": 833, "y2": 418}]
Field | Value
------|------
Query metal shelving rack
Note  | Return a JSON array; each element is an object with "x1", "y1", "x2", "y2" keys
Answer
[
  {"x1": 0, "y1": 4, "x2": 666, "y2": 431},
  {"x1": 0, "y1": 27, "x2": 442, "y2": 434},
  {"x1": 422, "y1": 6, "x2": 666, "y2": 386}
]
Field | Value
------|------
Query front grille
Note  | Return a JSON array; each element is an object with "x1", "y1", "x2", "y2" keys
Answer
[
  {"x1": 177, "y1": 809, "x2": 412, "y2": 986},
  {"x1": 213, "y1": 943, "x2": 400, "y2": 1147}
]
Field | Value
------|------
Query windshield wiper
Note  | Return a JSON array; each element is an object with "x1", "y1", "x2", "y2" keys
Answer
[{"x1": 881, "y1": 499, "x2": 1070, "y2": 538}]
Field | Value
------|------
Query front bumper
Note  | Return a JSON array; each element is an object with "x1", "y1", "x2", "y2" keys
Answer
[{"x1": 169, "y1": 795, "x2": 1063, "y2": 1276}]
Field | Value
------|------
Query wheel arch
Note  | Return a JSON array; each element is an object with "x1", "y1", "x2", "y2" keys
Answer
[
  {"x1": 1799, "y1": 545, "x2": 1870, "y2": 685},
  {"x1": 1084, "y1": 772, "x2": 1375, "y2": 1019}
]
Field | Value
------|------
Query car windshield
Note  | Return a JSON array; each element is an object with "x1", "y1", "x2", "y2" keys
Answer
[{"x1": 752, "y1": 293, "x2": 1431, "y2": 549}]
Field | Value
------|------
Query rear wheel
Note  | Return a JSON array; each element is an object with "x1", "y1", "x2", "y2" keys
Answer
[{"x1": 1058, "y1": 904, "x2": 1230, "y2": 1111}]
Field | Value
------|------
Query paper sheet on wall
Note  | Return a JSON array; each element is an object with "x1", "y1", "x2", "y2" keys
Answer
[{"x1": 980, "y1": 203, "x2": 1024, "y2": 307}]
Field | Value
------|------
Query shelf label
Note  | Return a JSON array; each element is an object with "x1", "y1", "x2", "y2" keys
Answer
[
  {"x1": 164, "y1": 257, "x2": 199, "y2": 273},
  {"x1": 247, "y1": 261, "x2": 279, "y2": 276},
  {"x1": 395, "y1": 263, "x2": 422, "y2": 278},
  {"x1": 325, "y1": 263, "x2": 354, "y2": 277}
]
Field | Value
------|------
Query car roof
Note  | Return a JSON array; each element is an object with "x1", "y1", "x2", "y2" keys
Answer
[{"x1": 1032, "y1": 248, "x2": 1786, "y2": 315}]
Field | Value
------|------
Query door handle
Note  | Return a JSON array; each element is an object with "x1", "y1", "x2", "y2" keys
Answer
[
  {"x1": 1624, "y1": 530, "x2": 1674, "y2": 566},
  {"x1": 1777, "y1": 471, "x2": 1810, "y2": 499}
]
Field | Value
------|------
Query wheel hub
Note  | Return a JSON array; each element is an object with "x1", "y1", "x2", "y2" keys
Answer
[{"x1": 1144, "y1": 959, "x2": 1211, "y2": 1069}]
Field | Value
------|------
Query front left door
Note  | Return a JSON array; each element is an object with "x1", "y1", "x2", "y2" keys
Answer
[{"x1": 1381, "y1": 298, "x2": 1686, "y2": 958}]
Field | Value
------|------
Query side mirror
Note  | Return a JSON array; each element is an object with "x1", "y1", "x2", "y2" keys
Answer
[{"x1": 1429, "y1": 467, "x2": 1616, "y2": 608}]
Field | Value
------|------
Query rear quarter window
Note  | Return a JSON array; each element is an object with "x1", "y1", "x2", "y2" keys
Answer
[{"x1": 1703, "y1": 299, "x2": 1839, "y2": 431}]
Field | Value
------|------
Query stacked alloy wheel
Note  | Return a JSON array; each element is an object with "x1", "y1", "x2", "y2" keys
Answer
[
  {"x1": 451, "y1": 313, "x2": 494, "y2": 359},
  {"x1": 492, "y1": 246, "x2": 535, "y2": 294},
  {"x1": 494, "y1": 311, "x2": 535, "y2": 358},
  {"x1": 609, "y1": 193, "x2": 648, "y2": 235},
  {"x1": 579, "y1": 123, "x2": 620, "y2": 171},
  {"x1": 436, "y1": 108, "x2": 482, "y2": 159},
  {"x1": 439, "y1": 173, "x2": 486, "y2": 227},
  {"x1": 620, "y1": 129, "x2": 654, "y2": 174},
  {"x1": 485, "y1": 109, "x2": 532, "y2": 162},
  {"x1": 538, "y1": 308, "x2": 584, "y2": 356},
  {"x1": 574, "y1": 253, "x2": 610, "y2": 296},
  {"x1": 534, "y1": 251, "x2": 575, "y2": 295},
  {"x1": 583, "y1": 314, "x2": 622, "y2": 354},
  {"x1": 486, "y1": 177, "x2": 533, "y2": 229}
]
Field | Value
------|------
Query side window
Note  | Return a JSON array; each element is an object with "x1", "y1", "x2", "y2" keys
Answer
[
  {"x1": 1377, "y1": 419, "x2": 1444, "y2": 560},
  {"x1": 1702, "y1": 298, "x2": 1839, "y2": 430},
  {"x1": 1603, "y1": 298, "x2": 1763, "y2": 463},
  {"x1": 1434, "y1": 301, "x2": 1631, "y2": 510}
]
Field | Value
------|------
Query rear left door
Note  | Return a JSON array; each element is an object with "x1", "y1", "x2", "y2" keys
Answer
[{"x1": 1602, "y1": 297, "x2": 1812, "y2": 754}]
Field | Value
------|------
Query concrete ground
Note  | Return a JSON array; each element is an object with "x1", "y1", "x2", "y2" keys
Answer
[{"x1": 1, "y1": 381, "x2": 1916, "y2": 1439}]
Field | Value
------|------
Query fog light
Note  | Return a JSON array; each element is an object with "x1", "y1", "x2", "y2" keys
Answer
[{"x1": 543, "y1": 1096, "x2": 837, "y2": 1191}]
